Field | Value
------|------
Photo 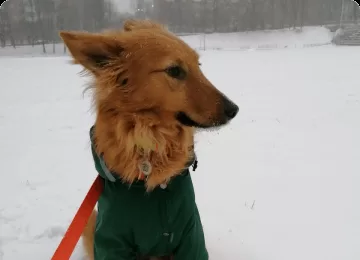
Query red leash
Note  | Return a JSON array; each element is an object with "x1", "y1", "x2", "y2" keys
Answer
[{"x1": 51, "y1": 175, "x2": 103, "y2": 260}]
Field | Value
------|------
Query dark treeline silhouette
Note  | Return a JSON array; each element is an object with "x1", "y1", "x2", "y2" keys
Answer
[
  {"x1": 0, "y1": 0, "x2": 359, "y2": 51},
  {"x1": 0, "y1": 0, "x2": 126, "y2": 50},
  {"x1": 147, "y1": 0, "x2": 359, "y2": 33}
]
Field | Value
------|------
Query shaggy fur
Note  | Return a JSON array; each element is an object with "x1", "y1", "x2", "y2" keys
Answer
[{"x1": 60, "y1": 19, "x2": 238, "y2": 260}]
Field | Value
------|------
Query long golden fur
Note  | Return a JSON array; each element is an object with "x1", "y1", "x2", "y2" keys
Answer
[{"x1": 60, "y1": 19, "x2": 238, "y2": 260}]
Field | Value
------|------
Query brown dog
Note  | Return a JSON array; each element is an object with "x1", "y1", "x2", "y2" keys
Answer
[{"x1": 60, "y1": 20, "x2": 238, "y2": 260}]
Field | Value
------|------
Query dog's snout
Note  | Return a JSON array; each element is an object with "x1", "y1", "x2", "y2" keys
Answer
[{"x1": 223, "y1": 97, "x2": 239, "y2": 120}]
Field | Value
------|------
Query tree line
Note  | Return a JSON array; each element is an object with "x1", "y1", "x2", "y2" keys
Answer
[
  {"x1": 0, "y1": 0, "x2": 128, "y2": 50},
  {"x1": 148, "y1": 0, "x2": 360, "y2": 33},
  {"x1": 0, "y1": 0, "x2": 359, "y2": 50}
]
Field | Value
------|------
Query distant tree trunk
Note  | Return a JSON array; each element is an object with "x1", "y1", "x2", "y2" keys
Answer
[
  {"x1": 251, "y1": 1, "x2": 257, "y2": 30},
  {"x1": 7, "y1": 20, "x2": 16, "y2": 48},
  {"x1": 270, "y1": 0, "x2": 276, "y2": 29},
  {"x1": 0, "y1": 2, "x2": 16, "y2": 48},
  {"x1": 353, "y1": 1, "x2": 359, "y2": 23},
  {"x1": 9, "y1": 33, "x2": 16, "y2": 48},
  {"x1": 52, "y1": 12, "x2": 56, "y2": 54},
  {"x1": 39, "y1": 18, "x2": 46, "y2": 53},
  {"x1": 0, "y1": 15, "x2": 6, "y2": 47},
  {"x1": 38, "y1": 16, "x2": 46, "y2": 53},
  {"x1": 212, "y1": 0, "x2": 218, "y2": 32},
  {"x1": 280, "y1": 0, "x2": 288, "y2": 29},
  {"x1": 299, "y1": 0, "x2": 308, "y2": 28},
  {"x1": 291, "y1": 0, "x2": 300, "y2": 29},
  {"x1": 33, "y1": 0, "x2": 47, "y2": 53},
  {"x1": 107, "y1": 1, "x2": 112, "y2": 25},
  {"x1": 42, "y1": 40, "x2": 46, "y2": 53},
  {"x1": 258, "y1": 1, "x2": 265, "y2": 30},
  {"x1": 202, "y1": 0, "x2": 207, "y2": 32},
  {"x1": 28, "y1": 0, "x2": 36, "y2": 47},
  {"x1": 0, "y1": 33, "x2": 5, "y2": 48}
]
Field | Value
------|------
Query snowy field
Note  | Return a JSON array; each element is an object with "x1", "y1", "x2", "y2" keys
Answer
[{"x1": 1, "y1": 31, "x2": 360, "y2": 260}]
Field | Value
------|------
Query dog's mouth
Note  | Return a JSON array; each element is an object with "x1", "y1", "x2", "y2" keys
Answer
[
  {"x1": 175, "y1": 112, "x2": 227, "y2": 129},
  {"x1": 175, "y1": 95, "x2": 239, "y2": 128},
  {"x1": 175, "y1": 112, "x2": 203, "y2": 128}
]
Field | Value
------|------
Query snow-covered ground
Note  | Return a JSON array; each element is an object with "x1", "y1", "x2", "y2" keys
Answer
[
  {"x1": 184, "y1": 26, "x2": 333, "y2": 50},
  {"x1": 1, "y1": 34, "x2": 359, "y2": 260}
]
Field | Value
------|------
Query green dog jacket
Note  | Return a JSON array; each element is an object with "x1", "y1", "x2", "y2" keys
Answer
[{"x1": 90, "y1": 126, "x2": 209, "y2": 260}]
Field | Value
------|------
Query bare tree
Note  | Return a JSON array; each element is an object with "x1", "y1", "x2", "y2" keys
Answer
[
  {"x1": 33, "y1": 0, "x2": 51, "y2": 53},
  {"x1": 212, "y1": 0, "x2": 219, "y2": 32},
  {"x1": 352, "y1": 0, "x2": 359, "y2": 23},
  {"x1": 0, "y1": 1, "x2": 16, "y2": 48},
  {"x1": 299, "y1": 0, "x2": 308, "y2": 28}
]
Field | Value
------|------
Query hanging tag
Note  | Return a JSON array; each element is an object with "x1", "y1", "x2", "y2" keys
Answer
[{"x1": 138, "y1": 160, "x2": 152, "y2": 176}]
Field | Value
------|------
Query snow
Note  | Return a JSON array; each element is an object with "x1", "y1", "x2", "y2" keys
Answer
[
  {"x1": 1, "y1": 35, "x2": 360, "y2": 259},
  {"x1": 183, "y1": 26, "x2": 333, "y2": 50}
]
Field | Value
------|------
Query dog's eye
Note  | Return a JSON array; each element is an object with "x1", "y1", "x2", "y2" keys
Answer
[
  {"x1": 121, "y1": 78, "x2": 128, "y2": 86},
  {"x1": 165, "y1": 66, "x2": 186, "y2": 80}
]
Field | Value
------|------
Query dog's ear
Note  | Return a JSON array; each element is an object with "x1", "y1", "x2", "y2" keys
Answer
[
  {"x1": 59, "y1": 31, "x2": 123, "y2": 73},
  {"x1": 123, "y1": 19, "x2": 166, "y2": 32}
]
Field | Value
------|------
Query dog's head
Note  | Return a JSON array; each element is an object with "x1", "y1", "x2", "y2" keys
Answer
[{"x1": 60, "y1": 20, "x2": 238, "y2": 129}]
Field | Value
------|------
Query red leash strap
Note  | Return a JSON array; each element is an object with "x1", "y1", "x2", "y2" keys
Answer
[{"x1": 51, "y1": 175, "x2": 104, "y2": 260}]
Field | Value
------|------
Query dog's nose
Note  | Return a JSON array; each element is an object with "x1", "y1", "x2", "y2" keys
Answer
[{"x1": 223, "y1": 97, "x2": 239, "y2": 120}]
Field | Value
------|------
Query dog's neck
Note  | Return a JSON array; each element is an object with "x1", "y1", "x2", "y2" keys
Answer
[{"x1": 93, "y1": 115, "x2": 194, "y2": 191}]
